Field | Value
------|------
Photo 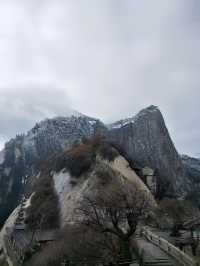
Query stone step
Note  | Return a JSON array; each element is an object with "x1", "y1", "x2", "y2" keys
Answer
[
  {"x1": 144, "y1": 262, "x2": 174, "y2": 266},
  {"x1": 144, "y1": 262, "x2": 173, "y2": 266},
  {"x1": 144, "y1": 258, "x2": 173, "y2": 266}
]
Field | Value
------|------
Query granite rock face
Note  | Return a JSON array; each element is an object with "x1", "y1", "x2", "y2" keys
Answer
[
  {"x1": 108, "y1": 106, "x2": 189, "y2": 197},
  {"x1": 0, "y1": 115, "x2": 106, "y2": 225}
]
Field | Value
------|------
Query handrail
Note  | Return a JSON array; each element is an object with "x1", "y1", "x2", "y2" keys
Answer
[
  {"x1": 142, "y1": 227, "x2": 198, "y2": 266},
  {"x1": 183, "y1": 216, "x2": 200, "y2": 228}
]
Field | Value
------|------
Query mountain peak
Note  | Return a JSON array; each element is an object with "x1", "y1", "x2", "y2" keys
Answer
[
  {"x1": 108, "y1": 105, "x2": 188, "y2": 197},
  {"x1": 138, "y1": 105, "x2": 160, "y2": 116},
  {"x1": 108, "y1": 105, "x2": 161, "y2": 130}
]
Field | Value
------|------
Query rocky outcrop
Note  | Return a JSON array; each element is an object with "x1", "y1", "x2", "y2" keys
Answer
[
  {"x1": 0, "y1": 115, "x2": 106, "y2": 225},
  {"x1": 52, "y1": 155, "x2": 155, "y2": 226},
  {"x1": 108, "y1": 105, "x2": 190, "y2": 197}
]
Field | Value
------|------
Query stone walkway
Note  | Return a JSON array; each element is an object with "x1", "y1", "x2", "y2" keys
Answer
[{"x1": 136, "y1": 237, "x2": 180, "y2": 266}]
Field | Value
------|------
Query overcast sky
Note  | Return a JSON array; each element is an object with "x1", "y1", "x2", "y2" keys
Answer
[{"x1": 0, "y1": 0, "x2": 199, "y2": 156}]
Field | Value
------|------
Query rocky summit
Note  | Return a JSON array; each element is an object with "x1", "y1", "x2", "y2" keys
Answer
[{"x1": 108, "y1": 105, "x2": 190, "y2": 198}]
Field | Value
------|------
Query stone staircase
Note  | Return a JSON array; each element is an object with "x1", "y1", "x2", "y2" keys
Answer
[
  {"x1": 143, "y1": 257, "x2": 174, "y2": 266},
  {"x1": 135, "y1": 228, "x2": 179, "y2": 266},
  {"x1": 14, "y1": 196, "x2": 28, "y2": 230}
]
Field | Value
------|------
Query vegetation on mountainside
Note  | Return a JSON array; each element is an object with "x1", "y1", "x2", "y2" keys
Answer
[
  {"x1": 155, "y1": 199, "x2": 198, "y2": 236},
  {"x1": 0, "y1": 261, "x2": 9, "y2": 266},
  {"x1": 25, "y1": 137, "x2": 120, "y2": 231},
  {"x1": 25, "y1": 174, "x2": 60, "y2": 230},
  {"x1": 76, "y1": 178, "x2": 152, "y2": 266},
  {"x1": 186, "y1": 188, "x2": 200, "y2": 209},
  {"x1": 27, "y1": 178, "x2": 152, "y2": 266},
  {"x1": 27, "y1": 225, "x2": 106, "y2": 266},
  {"x1": 24, "y1": 137, "x2": 154, "y2": 265},
  {"x1": 52, "y1": 136, "x2": 119, "y2": 178}
]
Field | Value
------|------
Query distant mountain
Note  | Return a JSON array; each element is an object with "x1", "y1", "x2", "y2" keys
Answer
[
  {"x1": 182, "y1": 155, "x2": 200, "y2": 181},
  {"x1": 181, "y1": 155, "x2": 200, "y2": 207}
]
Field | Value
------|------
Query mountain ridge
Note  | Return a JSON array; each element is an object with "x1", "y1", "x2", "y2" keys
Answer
[{"x1": 0, "y1": 105, "x2": 195, "y2": 226}]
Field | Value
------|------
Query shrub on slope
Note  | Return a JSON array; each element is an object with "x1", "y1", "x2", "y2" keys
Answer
[
  {"x1": 53, "y1": 137, "x2": 119, "y2": 178},
  {"x1": 25, "y1": 174, "x2": 60, "y2": 230}
]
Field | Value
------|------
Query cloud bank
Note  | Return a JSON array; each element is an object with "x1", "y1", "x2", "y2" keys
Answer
[{"x1": 0, "y1": 0, "x2": 199, "y2": 156}]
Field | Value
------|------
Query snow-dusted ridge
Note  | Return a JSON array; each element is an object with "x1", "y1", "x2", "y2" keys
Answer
[{"x1": 108, "y1": 105, "x2": 159, "y2": 130}]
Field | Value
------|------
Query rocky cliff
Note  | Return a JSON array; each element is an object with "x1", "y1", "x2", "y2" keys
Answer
[
  {"x1": 108, "y1": 105, "x2": 190, "y2": 197},
  {"x1": 0, "y1": 115, "x2": 106, "y2": 226},
  {"x1": 0, "y1": 105, "x2": 194, "y2": 226}
]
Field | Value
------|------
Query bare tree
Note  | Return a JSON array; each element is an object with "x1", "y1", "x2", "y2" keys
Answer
[
  {"x1": 77, "y1": 180, "x2": 152, "y2": 265},
  {"x1": 156, "y1": 199, "x2": 195, "y2": 237}
]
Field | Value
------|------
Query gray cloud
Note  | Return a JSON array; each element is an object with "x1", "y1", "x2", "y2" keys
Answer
[
  {"x1": 0, "y1": 87, "x2": 72, "y2": 141},
  {"x1": 0, "y1": 0, "x2": 199, "y2": 156}
]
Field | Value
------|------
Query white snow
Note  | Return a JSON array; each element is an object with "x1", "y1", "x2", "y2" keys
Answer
[
  {"x1": 108, "y1": 106, "x2": 159, "y2": 130},
  {"x1": 109, "y1": 117, "x2": 138, "y2": 129},
  {"x1": 88, "y1": 120, "x2": 97, "y2": 126}
]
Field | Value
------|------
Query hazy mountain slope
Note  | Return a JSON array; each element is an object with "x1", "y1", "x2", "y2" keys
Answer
[
  {"x1": 108, "y1": 105, "x2": 189, "y2": 197},
  {"x1": 182, "y1": 155, "x2": 200, "y2": 182},
  {"x1": 181, "y1": 155, "x2": 200, "y2": 206},
  {"x1": 0, "y1": 115, "x2": 106, "y2": 225}
]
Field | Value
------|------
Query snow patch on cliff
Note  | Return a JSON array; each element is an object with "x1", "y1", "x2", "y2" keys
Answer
[{"x1": 108, "y1": 105, "x2": 159, "y2": 130}]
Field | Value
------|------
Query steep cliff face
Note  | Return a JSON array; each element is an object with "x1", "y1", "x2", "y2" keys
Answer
[
  {"x1": 108, "y1": 105, "x2": 189, "y2": 197},
  {"x1": 0, "y1": 115, "x2": 106, "y2": 225},
  {"x1": 181, "y1": 155, "x2": 200, "y2": 207}
]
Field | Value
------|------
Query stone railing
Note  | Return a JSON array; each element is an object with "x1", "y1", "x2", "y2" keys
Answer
[{"x1": 142, "y1": 227, "x2": 198, "y2": 266}]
